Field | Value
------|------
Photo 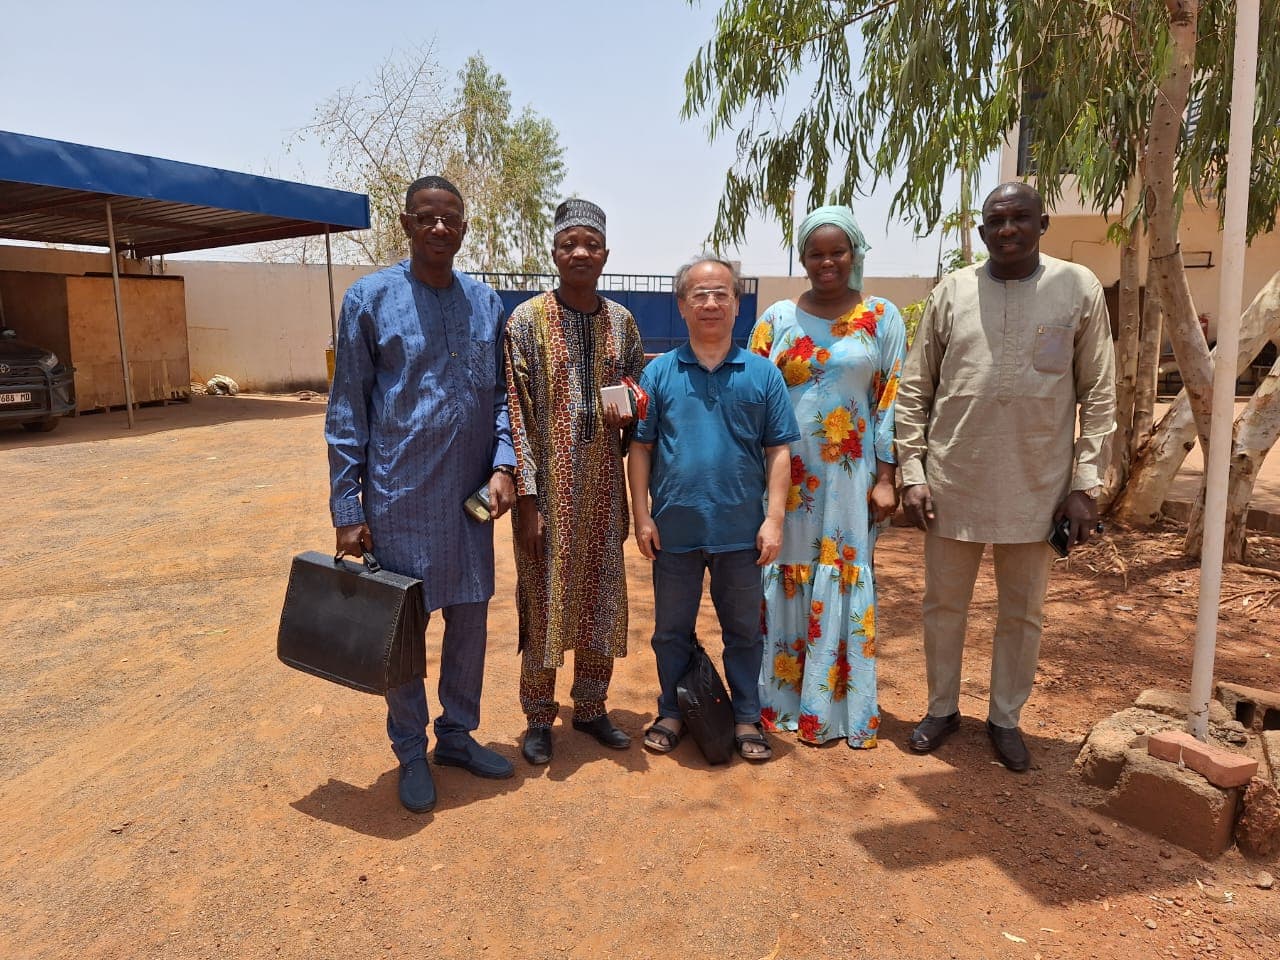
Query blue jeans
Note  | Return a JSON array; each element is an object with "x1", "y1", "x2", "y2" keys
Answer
[
  {"x1": 384, "y1": 601, "x2": 488, "y2": 765},
  {"x1": 650, "y1": 547, "x2": 763, "y2": 725}
]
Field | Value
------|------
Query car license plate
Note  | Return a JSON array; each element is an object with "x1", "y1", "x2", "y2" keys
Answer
[{"x1": 0, "y1": 392, "x2": 33, "y2": 404}]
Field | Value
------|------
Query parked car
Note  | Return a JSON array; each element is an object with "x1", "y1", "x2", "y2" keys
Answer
[{"x1": 0, "y1": 327, "x2": 76, "y2": 432}]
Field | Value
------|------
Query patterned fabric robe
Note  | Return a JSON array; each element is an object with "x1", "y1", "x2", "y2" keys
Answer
[{"x1": 505, "y1": 292, "x2": 646, "y2": 668}]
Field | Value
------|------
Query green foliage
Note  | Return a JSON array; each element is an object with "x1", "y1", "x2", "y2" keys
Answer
[
  {"x1": 940, "y1": 247, "x2": 986, "y2": 275},
  {"x1": 683, "y1": 0, "x2": 1280, "y2": 247},
  {"x1": 297, "y1": 45, "x2": 565, "y2": 269},
  {"x1": 449, "y1": 56, "x2": 567, "y2": 272},
  {"x1": 899, "y1": 296, "x2": 924, "y2": 346}
]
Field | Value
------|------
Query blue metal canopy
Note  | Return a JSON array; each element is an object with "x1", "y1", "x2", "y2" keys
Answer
[{"x1": 0, "y1": 131, "x2": 370, "y2": 257}]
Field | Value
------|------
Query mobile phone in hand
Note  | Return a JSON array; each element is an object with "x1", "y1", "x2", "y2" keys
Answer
[
  {"x1": 463, "y1": 483, "x2": 492, "y2": 524},
  {"x1": 1046, "y1": 517, "x2": 1071, "y2": 558},
  {"x1": 1047, "y1": 517, "x2": 1105, "y2": 557}
]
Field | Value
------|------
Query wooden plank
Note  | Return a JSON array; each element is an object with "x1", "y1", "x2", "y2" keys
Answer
[{"x1": 65, "y1": 276, "x2": 190, "y2": 411}]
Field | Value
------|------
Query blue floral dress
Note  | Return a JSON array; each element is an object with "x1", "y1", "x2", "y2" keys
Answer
[{"x1": 751, "y1": 297, "x2": 906, "y2": 746}]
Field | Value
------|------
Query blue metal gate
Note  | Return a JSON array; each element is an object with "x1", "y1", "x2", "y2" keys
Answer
[{"x1": 469, "y1": 273, "x2": 758, "y2": 356}]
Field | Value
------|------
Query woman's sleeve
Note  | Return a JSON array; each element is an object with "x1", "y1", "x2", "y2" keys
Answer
[{"x1": 871, "y1": 299, "x2": 908, "y2": 465}]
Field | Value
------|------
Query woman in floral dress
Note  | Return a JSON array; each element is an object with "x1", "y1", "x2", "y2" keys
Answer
[{"x1": 752, "y1": 206, "x2": 906, "y2": 748}]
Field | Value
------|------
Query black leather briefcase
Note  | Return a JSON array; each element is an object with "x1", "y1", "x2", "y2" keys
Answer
[{"x1": 277, "y1": 550, "x2": 426, "y2": 695}]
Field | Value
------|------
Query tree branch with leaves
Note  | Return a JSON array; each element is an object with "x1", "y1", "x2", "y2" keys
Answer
[{"x1": 272, "y1": 44, "x2": 566, "y2": 272}]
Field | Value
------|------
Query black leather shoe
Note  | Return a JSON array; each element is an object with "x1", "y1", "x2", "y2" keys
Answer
[
  {"x1": 432, "y1": 737, "x2": 514, "y2": 779},
  {"x1": 522, "y1": 726, "x2": 552, "y2": 765},
  {"x1": 908, "y1": 712, "x2": 961, "y2": 753},
  {"x1": 572, "y1": 715, "x2": 631, "y2": 750},
  {"x1": 397, "y1": 757, "x2": 437, "y2": 813},
  {"x1": 986, "y1": 721, "x2": 1031, "y2": 772}
]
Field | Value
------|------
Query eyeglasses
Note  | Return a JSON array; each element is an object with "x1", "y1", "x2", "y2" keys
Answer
[
  {"x1": 406, "y1": 212, "x2": 465, "y2": 233},
  {"x1": 685, "y1": 288, "x2": 735, "y2": 305}
]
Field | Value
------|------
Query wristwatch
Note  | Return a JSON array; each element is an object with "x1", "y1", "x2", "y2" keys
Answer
[{"x1": 494, "y1": 464, "x2": 517, "y2": 479}]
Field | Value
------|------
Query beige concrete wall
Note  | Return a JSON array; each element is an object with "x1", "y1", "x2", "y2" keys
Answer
[
  {"x1": 0, "y1": 244, "x2": 981, "y2": 390},
  {"x1": 176, "y1": 261, "x2": 376, "y2": 391},
  {"x1": 756, "y1": 275, "x2": 935, "y2": 319}
]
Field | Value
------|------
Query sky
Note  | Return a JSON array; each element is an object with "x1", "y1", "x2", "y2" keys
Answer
[{"x1": 0, "y1": 0, "x2": 994, "y2": 278}]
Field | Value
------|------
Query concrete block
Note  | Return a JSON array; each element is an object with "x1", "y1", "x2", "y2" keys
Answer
[
  {"x1": 1076, "y1": 708, "x2": 1178, "y2": 790},
  {"x1": 1136, "y1": 688, "x2": 1232, "y2": 725},
  {"x1": 1135, "y1": 688, "x2": 1249, "y2": 744},
  {"x1": 1149, "y1": 729, "x2": 1259, "y2": 788},
  {"x1": 1216, "y1": 681, "x2": 1280, "y2": 731},
  {"x1": 1102, "y1": 748, "x2": 1243, "y2": 859}
]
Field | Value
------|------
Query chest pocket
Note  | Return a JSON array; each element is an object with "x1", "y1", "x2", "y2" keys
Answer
[
  {"x1": 467, "y1": 337, "x2": 496, "y2": 391},
  {"x1": 1032, "y1": 323, "x2": 1073, "y2": 374},
  {"x1": 727, "y1": 398, "x2": 765, "y2": 441}
]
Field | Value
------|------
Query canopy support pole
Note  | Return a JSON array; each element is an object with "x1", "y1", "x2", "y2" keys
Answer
[
  {"x1": 325, "y1": 227, "x2": 338, "y2": 345},
  {"x1": 105, "y1": 200, "x2": 135, "y2": 429}
]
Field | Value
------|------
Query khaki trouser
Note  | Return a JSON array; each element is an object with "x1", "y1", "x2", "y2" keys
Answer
[{"x1": 922, "y1": 535, "x2": 1053, "y2": 729}]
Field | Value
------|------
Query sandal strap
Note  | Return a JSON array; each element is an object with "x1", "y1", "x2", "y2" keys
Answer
[{"x1": 645, "y1": 722, "x2": 681, "y2": 750}]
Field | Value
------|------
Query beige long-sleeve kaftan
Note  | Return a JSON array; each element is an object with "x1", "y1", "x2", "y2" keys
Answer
[{"x1": 895, "y1": 255, "x2": 1116, "y2": 543}]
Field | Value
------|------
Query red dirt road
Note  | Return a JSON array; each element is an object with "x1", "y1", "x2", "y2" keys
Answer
[{"x1": 2, "y1": 396, "x2": 1278, "y2": 960}]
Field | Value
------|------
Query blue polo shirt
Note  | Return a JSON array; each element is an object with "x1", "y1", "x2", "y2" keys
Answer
[{"x1": 634, "y1": 342, "x2": 800, "y2": 553}]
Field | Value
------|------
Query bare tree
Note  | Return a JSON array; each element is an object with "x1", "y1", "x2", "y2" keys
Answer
[{"x1": 264, "y1": 44, "x2": 565, "y2": 271}]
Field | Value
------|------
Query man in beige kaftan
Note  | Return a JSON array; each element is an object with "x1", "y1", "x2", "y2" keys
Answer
[{"x1": 895, "y1": 182, "x2": 1116, "y2": 771}]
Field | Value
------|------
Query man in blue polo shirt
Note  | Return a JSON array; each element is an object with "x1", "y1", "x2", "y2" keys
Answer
[{"x1": 628, "y1": 256, "x2": 799, "y2": 762}]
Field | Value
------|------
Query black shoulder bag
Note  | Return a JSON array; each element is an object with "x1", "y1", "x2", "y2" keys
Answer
[{"x1": 675, "y1": 636, "x2": 737, "y2": 765}]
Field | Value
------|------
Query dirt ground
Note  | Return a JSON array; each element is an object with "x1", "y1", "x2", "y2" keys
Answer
[{"x1": 2, "y1": 395, "x2": 1279, "y2": 960}]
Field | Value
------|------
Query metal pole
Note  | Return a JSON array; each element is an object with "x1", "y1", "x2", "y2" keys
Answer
[
  {"x1": 324, "y1": 226, "x2": 338, "y2": 345},
  {"x1": 1188, "y1": 0, "x2": 1258, "y2": 740},
  {"x1": 105, "y1": 200, "x2": 135, "y2": 429}
]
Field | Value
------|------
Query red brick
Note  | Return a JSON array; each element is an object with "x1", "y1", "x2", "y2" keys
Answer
[{"x1": 1148, "y1": 729, "x2": 1259, "y2": 788}]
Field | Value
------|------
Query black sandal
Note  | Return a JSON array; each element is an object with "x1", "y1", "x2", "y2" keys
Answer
[
  {"x1": 643, "y1": 721, "x2": 682, "y2": 753},
  {"x1": 735, "y1": 728, "x2": 773, "y2": 762}
]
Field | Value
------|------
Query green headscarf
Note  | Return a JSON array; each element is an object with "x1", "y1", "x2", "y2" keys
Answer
[{"x1": 796, "y1": 205, "x2": 870, "y2": 291}]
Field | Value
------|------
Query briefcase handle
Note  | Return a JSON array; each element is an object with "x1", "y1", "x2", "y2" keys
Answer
[{"x1": 332, "y1": 550, "x2": 382, "y2": 573}]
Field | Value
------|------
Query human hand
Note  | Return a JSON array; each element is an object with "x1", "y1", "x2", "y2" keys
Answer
[
  {"x1": 335, "y1": 522, "x2": 373, "y2": 558},
  {"x1": 869, "y1": 478, "x2": 898, "y2": 524},
  {"x1": 602, "y1": 402, "x2": 634, "y2": 431},
  {"x1": 756, "y1": 516, "x2": 783, "y2": 565},
  {"x1": 1054, "y1": 491, "x2": 1099, "y2": 549},
  {"x1": 633, "y1": 514, "x2": 661, "y2": 560},
  {"x1": 516, "y1": 496, "x2": 545, "y2": 557},
  {"x1": 488, "y1": 471, "x2": 516, "y2": 519},
  {"x1": 901, "y1": 484, "x2": 934, "y2": 531}
]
